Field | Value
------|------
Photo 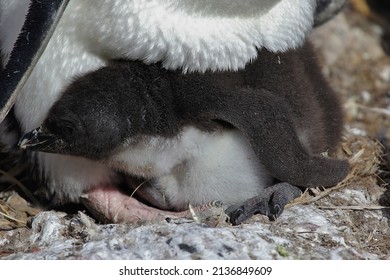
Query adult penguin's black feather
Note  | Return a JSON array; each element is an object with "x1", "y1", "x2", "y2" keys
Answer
[{"x1": 0, "y1": 0, "x2": 69, "y2": 122}]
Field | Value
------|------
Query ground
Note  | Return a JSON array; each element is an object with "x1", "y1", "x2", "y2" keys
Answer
[{"x1": 0, "y1": 6, "x2": 389, "y2": 259}]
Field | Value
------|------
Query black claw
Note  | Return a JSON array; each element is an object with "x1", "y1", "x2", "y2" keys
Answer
[
  {"x1": 270, "y1": 204, "x2": 281, "y2": 219},
  {"x1": 225, "y1": 182, "x2": 302, "y2": 225},
  {"x1": 227, "y1": 207, "x2": 245, "y2": 226}
]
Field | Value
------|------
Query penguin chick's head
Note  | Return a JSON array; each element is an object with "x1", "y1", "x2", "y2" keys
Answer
[
  {"x1": 18, "y1": 102, "x2": 122, "y2": 160},
  {"x1": 17, "y1": 65, "x2": 152, "y2": 160}
]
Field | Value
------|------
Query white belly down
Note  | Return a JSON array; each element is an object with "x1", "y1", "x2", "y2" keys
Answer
[{"x1": 111, "y1": 127, "x2": 272, "y2": 210}]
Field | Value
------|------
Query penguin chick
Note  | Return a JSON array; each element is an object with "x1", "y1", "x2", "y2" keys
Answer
[{"x1": 19, "y1": 42, "x2": 349, "y2": 224}]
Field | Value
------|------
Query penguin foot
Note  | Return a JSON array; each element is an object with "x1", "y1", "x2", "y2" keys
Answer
[
  {"x1": 80, "y1": 184, "x2": 192, "y2": 224},
  {"x1": 79, "y1": 184, "x2": 228, "y2": 225},
  {"x1": 225, "y1": 183, "x2": 302, "y2": 225}
]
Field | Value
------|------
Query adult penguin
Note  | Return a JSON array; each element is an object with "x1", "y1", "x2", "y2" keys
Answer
[{"x1": 0, "y1": 0, "x2": 347, "y2": 224}]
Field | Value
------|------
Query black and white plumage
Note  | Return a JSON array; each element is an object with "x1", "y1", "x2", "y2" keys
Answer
[
  {"x1": 1, "y1": 0, "x2": 347, "y2": 223},
  {"x1": 19, "y1": 42, "x2": 349, "y2": 223}
]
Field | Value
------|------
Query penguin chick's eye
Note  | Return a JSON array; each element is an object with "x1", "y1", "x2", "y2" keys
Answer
[{"x1": 46, "y1": 119, "x2": 77, "y2": 139}]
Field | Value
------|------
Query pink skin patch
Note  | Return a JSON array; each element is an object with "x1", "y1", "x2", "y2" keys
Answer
[{"x1": 80, "y1": 184, "x2": 194, "y2": 223}]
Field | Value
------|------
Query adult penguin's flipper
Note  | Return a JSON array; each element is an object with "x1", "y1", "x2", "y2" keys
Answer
[
  {"x1": 0, "y1": 0, "x2": 69, "y2": 123},
  {"x1": 314, "y1": 0, "x2": 346, "y2": 26}
]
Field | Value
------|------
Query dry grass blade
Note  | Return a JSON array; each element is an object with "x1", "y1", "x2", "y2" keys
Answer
[
  {"x1": 354, "y1": 104, "x2": 390, "y2": 117},
  {"x1": 128, "y1": 179, "x2": 150, "y2": 199},
  {"x1": 286, "y1": 166, "x2": 358, "y2": 208},
  {"x1": 0, "y1": 169, "x2": 40, "y2": 206},
  {"x1": 112, "y1": 179, "x2": 150, "y2": 222},
  {"x1": 0, "y1": 202, "x2": 27, "y2": 226},
  {"x1": 0, "y1": 210, "x2": 27, "y2": 226},
  {"x1": 286, "y1": 133, "x2": 383, "y2": 209},
  {"x1": 317, "y1": 205, "x2": 389, "y2": 210},
  {"x1": 0, "y1": 145, "x2": 41, "y2": 206}
]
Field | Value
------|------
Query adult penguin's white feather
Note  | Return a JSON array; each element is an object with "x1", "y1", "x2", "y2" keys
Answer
[
  {"x1": 72, "y1": 0, "x2": 316, "y2": 72},
  {"x1": 1, "y1": 0, "x2": 317, "y2": 72}
]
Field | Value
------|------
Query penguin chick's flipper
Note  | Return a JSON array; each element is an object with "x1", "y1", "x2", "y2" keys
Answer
[
  {"x1": 0, "y1": 0, "x2": 69, "y2": 123},
  {"x1": 197, "y1": 88, "x2": 349, "y2": 188},
  {"x1": 226, "y1": 182, "x2": 302, "y2": 225}
]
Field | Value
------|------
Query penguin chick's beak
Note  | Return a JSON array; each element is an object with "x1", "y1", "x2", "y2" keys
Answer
[{"x1": 18, "y1": 127, "x2": 58, "y2": 152}]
